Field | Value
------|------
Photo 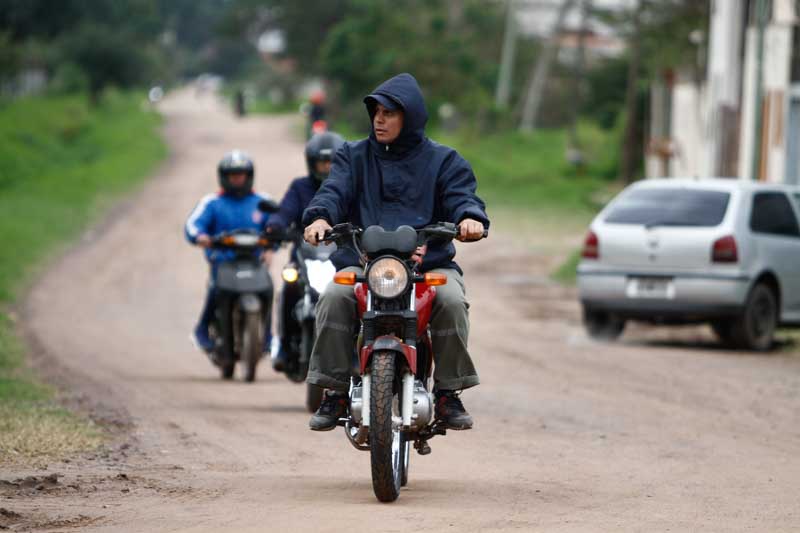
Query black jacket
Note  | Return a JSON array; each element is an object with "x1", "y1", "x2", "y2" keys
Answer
[{"x1": 302, "y1": 73, "x2": 489, "y2": 273}]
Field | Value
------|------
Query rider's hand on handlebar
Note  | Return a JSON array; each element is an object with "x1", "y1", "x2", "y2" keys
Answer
[
  {"x1": 411, "y1": 245, "x2": 427, "y2": 265},
  {"x1": 457, "y1": 218, "x2": 485, "y2": 242},
  {"x1": 304, "y1": 218, "x2": 332, "y2": 246},
  {"x1": 196, "y1": 234, "x2": 212, "y2": 248}
]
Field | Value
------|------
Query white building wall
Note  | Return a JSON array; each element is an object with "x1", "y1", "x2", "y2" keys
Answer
[
  {"x1": 739, "y1": 26, "x2": 758, "y2": 180},
  {"x1": 763, "y1": 23, "x2": 792, "y2": 183},
  {"x1": 670, "y1": 82, "x2": 709, "y2": 178},
  {"x1": 705, "y1": 0, "x2": 744, "y2": 177},
  {"x1": 738, "y1": 0, "x2": 796, "y2": 182}
]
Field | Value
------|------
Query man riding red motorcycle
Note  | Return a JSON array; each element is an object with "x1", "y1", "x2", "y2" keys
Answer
[{"x1": 302, "y1": 73, "x2": 489, "y2": 433}]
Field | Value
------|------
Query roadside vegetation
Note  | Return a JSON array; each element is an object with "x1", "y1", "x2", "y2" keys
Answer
[
  {"x1": 0, "y1": 91, "x2": 166, "y2": 464},
  {"x1": 442, "y1": 123, "x2": 620, "y2": 285}
]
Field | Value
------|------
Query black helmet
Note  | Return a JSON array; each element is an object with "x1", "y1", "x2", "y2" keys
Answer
[
  {"x1": 305, "y1": 131, "x2": 345, "y2": 182},
  {"x1": 218, "y1": 150, "x2": 254, "y2": 197}
]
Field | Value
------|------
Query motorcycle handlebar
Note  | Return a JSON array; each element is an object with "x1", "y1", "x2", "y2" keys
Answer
[{"x1": 321, "y1": 223, "x2": 488, "y2": 245}]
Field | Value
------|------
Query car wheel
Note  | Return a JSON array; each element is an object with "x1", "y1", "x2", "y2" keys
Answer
[
  {"x1": 730, "y1": 283, "x2": 777, "y2": 352},
  {"x1": 583, "y1": 308, "x2": 625, "y2": 341}
]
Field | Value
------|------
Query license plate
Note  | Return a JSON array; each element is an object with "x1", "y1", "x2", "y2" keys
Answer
[{"x1": 626, "y1": 277, "x2": 674, "y2": 299}]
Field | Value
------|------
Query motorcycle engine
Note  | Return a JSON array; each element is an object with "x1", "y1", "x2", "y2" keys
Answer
[{"x1": 350, "y1": 380, "x2": 433, "y2": 428}]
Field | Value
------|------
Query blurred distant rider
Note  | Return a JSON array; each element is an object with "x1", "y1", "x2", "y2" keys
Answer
[
  {"x1": 266, "y1": 131, "x2": 346, "y2": 371},
  {"x1": 185, "y1": 150, "x2": 274, "y2": 355}
]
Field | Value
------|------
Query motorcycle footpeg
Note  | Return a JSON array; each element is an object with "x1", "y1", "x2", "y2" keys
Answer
[
  {"x1": 431, "y1": 422, "x2": 448, "y2": 436},
  {"x1": 336, "y1": 417, "x2": 349, "y2": 427},
  {"x1": 414, "y1": 440, "x2": 432, "y2": 456}
]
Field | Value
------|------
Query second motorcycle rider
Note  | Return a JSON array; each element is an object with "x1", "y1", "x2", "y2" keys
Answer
[{"x1": 267, "y1": 131, "x2": 346, "y2": 372}]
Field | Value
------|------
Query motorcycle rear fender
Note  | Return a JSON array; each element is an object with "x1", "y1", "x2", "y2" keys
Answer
[
  {"x1": 360, "y1": 335, "x2": 417, "y2": 375},
  {"x1": 238, "y1": 293, "x2": 261, "y2": 313}
]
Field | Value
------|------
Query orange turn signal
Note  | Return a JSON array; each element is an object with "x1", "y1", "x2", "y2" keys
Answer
[
  {"x1": 221, "y1": 236, "x2": 236, "y2": 245},
  {"x1": 423, "y1": 272, "x2": 447, "y2": 286},
  {"x1": 334, "y1": 271, "x2": 357, "y2": 285}
]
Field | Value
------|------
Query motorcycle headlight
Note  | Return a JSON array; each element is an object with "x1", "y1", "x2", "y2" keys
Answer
[
  {"x1": 367, "y1": 258, "x2": 409, "y2": 299},
  {"x1": 282, "y1": 266, "x2": 299, "y2": 283}
]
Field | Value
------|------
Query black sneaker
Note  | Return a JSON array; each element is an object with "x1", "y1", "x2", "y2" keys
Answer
[
  {"x1": 309, "y1": 390, "x2": 348, "y2": 431},
  {"x1": 435, "y1": 390, "x2": 473, "y2": 430}
]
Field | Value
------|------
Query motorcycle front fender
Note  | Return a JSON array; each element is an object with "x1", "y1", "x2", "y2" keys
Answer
[{"x1": 359, "y1": 335, "x2": 417, "y2": 375}]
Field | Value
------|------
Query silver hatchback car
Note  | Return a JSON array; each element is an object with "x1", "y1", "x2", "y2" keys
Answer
[{"x1": 577, "y1": 178, "x2": 800, "y2": 350}]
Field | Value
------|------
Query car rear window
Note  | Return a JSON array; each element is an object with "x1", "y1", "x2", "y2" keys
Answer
[{"x1": 604, "y1": 188, "x2": 731, "y2": 227}]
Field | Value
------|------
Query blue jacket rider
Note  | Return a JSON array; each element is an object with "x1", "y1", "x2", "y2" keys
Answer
[
  {"x1": 302, "y1": 73, "x2": 489, "y2": 431},
  {"x1": 185, "y1": 150, "x2": 274, "y2": 353}
]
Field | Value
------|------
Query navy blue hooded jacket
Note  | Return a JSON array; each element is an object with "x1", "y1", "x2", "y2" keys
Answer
[
  {"x1": 268, "y1": 176, "x2": 320, "y2": 231},
  {"x1": 302, "y1": 73, "x2": 489, "y2": 273}
]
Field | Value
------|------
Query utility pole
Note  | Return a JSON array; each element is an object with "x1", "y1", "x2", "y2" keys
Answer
[
  {"x1": 495, "y1": 0, "x2": 518, "y2": 108},
  {"x1": 750, "y1": 0, "x2": 770, "y2": 181},
  {"x1": 519, "y1": 0, "x2": 578, "y2": 133},
  {"x1": 620, "y1": 0, "x2": 644, "y2": 183},
  {"x1": 567, "y1": 0, "x2": 590, "y2": 153}
]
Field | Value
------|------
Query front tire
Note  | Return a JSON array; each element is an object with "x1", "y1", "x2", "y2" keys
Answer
[
  {"x1": 730, "y1": 283, "x2": 777, "y2": 351},
  {"x1": 242, "y1": 312, "x2": 262, "y2": 382},
  {"x1": 369, "y1": 352, "x2": 402, "y2": 503}
]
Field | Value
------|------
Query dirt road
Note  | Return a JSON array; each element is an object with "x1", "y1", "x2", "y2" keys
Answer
[{"x1": 6, "y1": 90, "x2": 800, "y2": 531}]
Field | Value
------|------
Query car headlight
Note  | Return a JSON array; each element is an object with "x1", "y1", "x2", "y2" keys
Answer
[{"x1": 367, "y1": 258, "x2": 409, "y2": 299}]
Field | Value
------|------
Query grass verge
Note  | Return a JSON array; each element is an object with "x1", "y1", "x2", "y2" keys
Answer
[
  {"x1": 440, "y1": 123, "x2": 620, "y2": 284},
  {"x1": 0, "y1": 90, "x2": 166, "y2": 464}
]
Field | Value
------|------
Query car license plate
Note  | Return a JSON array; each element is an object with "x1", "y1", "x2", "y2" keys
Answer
[{"x1": 626, "y1": 277, "x2": 674, "y2": 299}]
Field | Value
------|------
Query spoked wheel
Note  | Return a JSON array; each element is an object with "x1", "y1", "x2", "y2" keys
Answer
[
  {"x1": 241, "y1": 312, "x2": 263, "y2": 383},
  {"x1": 369, "y1": 351, "x2": 402, "y2": 502},
  {"x1": 400, "y1": 433, "x2": 410, "y2": 487}
]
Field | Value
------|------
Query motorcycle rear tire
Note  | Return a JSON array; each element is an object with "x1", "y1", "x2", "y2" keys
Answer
[
  {"x1": 242, "y1": 312, "x2": 262, "y2": 383},
  {"x1": 369, "y1": 351, "x2": 403, "y2": 502},
  {"x1": 285, "y1": 322, "x2": 314, "y2": 383},
  {"x1": 220, "y1": 360, "x2": 235, "y2": 380}
]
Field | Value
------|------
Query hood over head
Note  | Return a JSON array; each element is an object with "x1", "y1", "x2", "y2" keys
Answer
[{"x1": 364, "y1": 73, "x2": 428, "y2": 157}]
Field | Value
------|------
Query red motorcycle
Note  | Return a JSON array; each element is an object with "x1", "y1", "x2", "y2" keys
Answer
[{"x1": 322, "y1": 222, "x2": 486, "y2": 502}]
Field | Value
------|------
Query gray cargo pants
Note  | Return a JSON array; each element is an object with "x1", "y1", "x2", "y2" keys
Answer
[{"x1": 306, "y1": 266, "x2": 479, "y2": 392}]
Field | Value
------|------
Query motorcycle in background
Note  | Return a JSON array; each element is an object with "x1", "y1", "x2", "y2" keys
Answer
[
  {"x1": 207, "y1": 200, "x2": 279, "y2": 382},
  {"x1": 274, "y1": 228, "x2": 336, "y2": 412}
]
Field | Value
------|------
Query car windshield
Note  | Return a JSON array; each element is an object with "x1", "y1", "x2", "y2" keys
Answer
[{"x1": 604, "y1": 188, "x2": 731, "y2": 227}]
